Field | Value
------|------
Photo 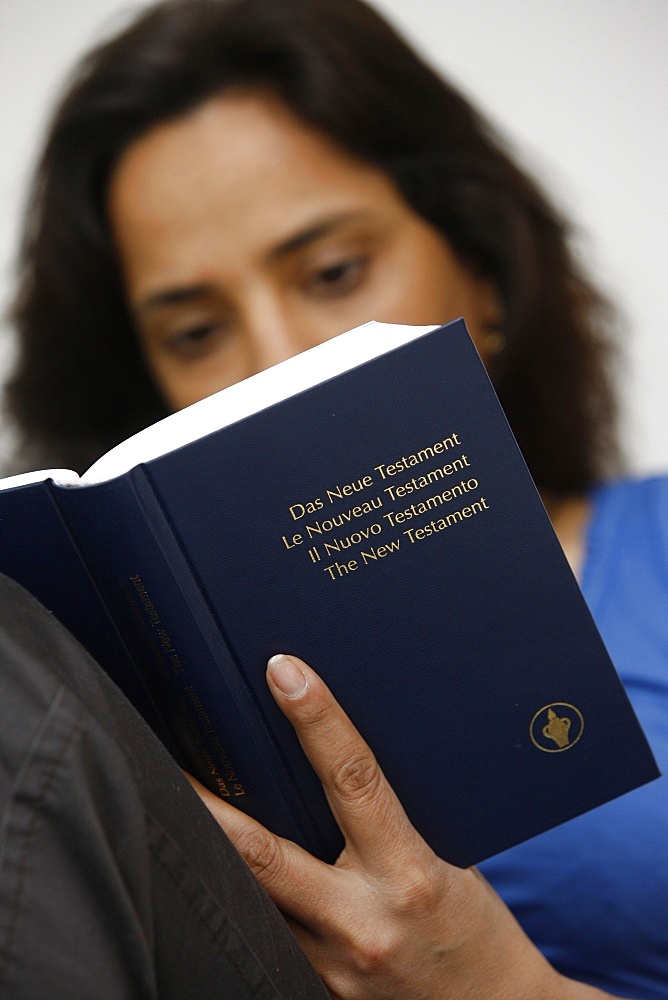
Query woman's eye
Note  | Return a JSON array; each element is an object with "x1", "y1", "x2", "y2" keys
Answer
[
  {"x1": 307, "y1": 257, "x2": 368, "y2": 297},
  {"x1": 163, "y1": 322, "x2": 229, "y2": 359}
]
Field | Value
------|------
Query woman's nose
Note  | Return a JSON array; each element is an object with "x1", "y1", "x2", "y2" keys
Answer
[{"x1": 247, "y1": 308, "x2": 336, "y2": 374}]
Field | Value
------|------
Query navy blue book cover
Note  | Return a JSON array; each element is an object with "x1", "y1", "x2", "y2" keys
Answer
[{"x1": 0, "y1": 319, "x2": 659, "y2": 867}]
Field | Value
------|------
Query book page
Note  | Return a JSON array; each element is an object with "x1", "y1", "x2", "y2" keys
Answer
[
  {"x1": 0, "y1": 468, "x2": 81, "y2": 491},
  {"x1": 82, "y1": 321, "x2": 440, "y2": 485}
]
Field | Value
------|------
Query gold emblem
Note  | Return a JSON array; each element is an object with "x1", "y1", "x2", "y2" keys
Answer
[{"x1": 530, "y1": 703, "x2": 584, "y2": 753}]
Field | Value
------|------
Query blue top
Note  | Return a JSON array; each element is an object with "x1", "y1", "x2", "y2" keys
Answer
[{"x1": 480, "y1": 476, "x2": 668, "y2": 999}]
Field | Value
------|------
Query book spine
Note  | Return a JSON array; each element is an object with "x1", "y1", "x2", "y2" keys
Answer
[
  {"x1": 0, "y1": 480, "x2": 175, "y2": 752},
  {"x1": 55, "y1": 471, "x2": 341, "y2": 861}
]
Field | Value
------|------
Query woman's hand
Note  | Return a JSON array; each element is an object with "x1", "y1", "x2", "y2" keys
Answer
[{"x1": 190, "y1": 654, "x2": 617, "y2": 1000}]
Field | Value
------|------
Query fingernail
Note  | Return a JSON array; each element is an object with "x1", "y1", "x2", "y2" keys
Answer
[{"x1": 267, "y1": 654, "x2": 309, "y2": 699}]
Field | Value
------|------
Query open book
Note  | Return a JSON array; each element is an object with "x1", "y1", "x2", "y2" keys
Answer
[{"x1": 0, "y1": 318, "x2": 658, "y2": 866}]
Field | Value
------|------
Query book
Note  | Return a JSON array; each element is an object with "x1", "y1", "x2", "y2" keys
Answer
[{"x1": 0, "y1": 318, "x2": 659, "y2": 868}]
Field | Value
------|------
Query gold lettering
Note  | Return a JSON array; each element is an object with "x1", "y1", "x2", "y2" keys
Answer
[
  {"x1": 360, "y1": 539, "x2": 401, "y2": 563},
  {"x1": 323, "y1": 559, "x2": 358, "y2": 580},
  {"x1": 325, "y1": 475, "x2": 374, "y2": 504},
  {"x1": 374, "y1": 433, "x2": 462, "y2": 479},
  {"x1": 402, "y1": 498, "x2": 489, "y2": 542}
]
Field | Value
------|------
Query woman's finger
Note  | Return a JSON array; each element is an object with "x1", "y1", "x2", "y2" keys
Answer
[
  {"x1": 187, "y1": 773, "x2": 350, "y2": 929},
  {"x1": 265, "y1": 653, "x2": 425, "y2": 874}
]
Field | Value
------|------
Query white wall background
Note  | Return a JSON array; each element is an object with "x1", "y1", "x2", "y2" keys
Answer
[{"x1": 1, "y1": 0, "x2": 666, "y2": 472}]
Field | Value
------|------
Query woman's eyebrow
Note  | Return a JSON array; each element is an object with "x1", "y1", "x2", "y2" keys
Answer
[
  {"x1": 137, "y1": 283, "x2": 212, "y2": 317},
  {"x1": 266, "y1": 210, "x2": 371, "y2": 262},
  {"x1": 137, "y1": 211, "x2": 373, "y2": 316}
]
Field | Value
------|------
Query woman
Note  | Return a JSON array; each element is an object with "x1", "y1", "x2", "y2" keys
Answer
[{"x1": 2, "y1": 0, "x2": 666, "y2": 997}]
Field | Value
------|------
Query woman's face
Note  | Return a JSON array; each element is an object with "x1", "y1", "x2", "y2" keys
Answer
[{"x1": 109, "y1": 93, "x2": 501, "y2": 411}]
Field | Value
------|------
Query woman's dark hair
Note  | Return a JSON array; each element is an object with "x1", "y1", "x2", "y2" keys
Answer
[{"x1": 5, "y1": 0, "x2": 620, "y2": 489}]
